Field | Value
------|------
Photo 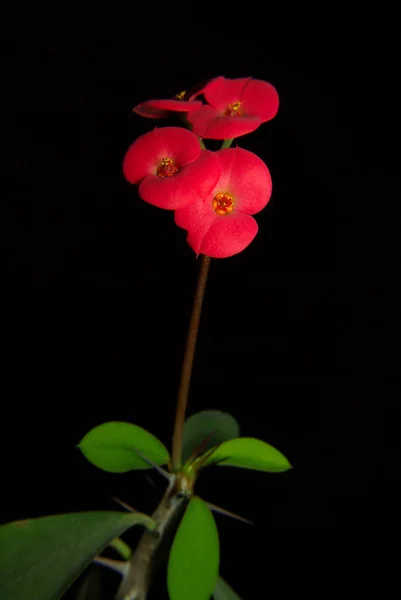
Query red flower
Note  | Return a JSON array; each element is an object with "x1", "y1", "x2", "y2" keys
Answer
[
  {"x1": 186, "y1": 76, "x2": 279, "y2": 139},
  {"x1": 123, "y1": 127, "x2": 221, "y2": 210},
  {"x1": 131, "y1": 78, "x2": 219, "y2": 119},
  {"x1": 174, "y1": 147, "x2": 272, "y2": 258}
]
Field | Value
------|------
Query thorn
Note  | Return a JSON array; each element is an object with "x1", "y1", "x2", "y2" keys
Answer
[
  {"x1": 194, "y1": 444, "x2": 223, "y2": 470},
  {"x1": 145, "y1": 474, "x2": 157, "y2": 489},
  {"x1": 205, "y1": 500, "x2": 254, "y2": 526},
  {"x1": 92, "y1": 556, "x2": 128, "y2": 576},
  {"x1": 131, "y1": 447, "x2": 172, "y2": 482},
  {"x1": 112, "y1": 497, "x2": 138, "y2": 513}
]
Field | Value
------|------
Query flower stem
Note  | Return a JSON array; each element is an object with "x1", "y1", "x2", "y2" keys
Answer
[
  {"x1": 171, "y1": 254, "x2": 211, "y2": 471},
  {"x1": 220, "y1": 138, "x2": 234, "y2": 149}
]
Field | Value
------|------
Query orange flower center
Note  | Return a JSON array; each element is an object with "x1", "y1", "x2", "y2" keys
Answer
[
  {"x1": 224, "y1": 101, "x2": 242, "y2": 117},
  {"x1": 212, "y1": 192, "x2": 235, "y2": 215},
  {"x1": 157, "y1": 157, "x2": 179, "y2": 178},
  {"x1": 174, "y1": 90, "x2": 186, "y2": 100}
]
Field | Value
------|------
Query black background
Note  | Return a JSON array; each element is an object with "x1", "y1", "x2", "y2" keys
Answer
[{"x1": 2, "y1": 23, "x2": 400, "y2": 599}]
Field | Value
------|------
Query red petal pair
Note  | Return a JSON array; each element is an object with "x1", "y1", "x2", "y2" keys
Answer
[
  {"x1": 132, "y1": 76, "x2": 279, "y2": 141},
  {"x1": 123, "y1": 127, "x2": 272, "y2": 258}
]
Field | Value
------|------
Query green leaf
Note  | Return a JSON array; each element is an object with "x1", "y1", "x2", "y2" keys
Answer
[
  {"x1": 182, "y1": 410, "x2": 240, "y2": 463},
  {"x1": 77, "y1": 421, "x2": 170, "y2": 472},
  {"x1": 201, "y1": 437, "x2": 292, "y2": 473},
  {"x1": 0, "y1": 510, "x2": 155, "y2": 600},
  {"x1": 213, "y1": 575, "x2": 242, "y2": 599},
  {"x1": 168, "y1": 497, "x2": 219, "y2": 600}
]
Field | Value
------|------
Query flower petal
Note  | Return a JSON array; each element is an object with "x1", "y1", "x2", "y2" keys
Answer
[
  {"x1": 175, "y1": 196, "x2": 218, "y2": 253},
  {"x1": 187, "y1": 106, "x2": 262, "y2": 140},
  {"x1": 199, "y1": 212, "x2": 258, "y2": 258},
  {"x1": 215, "y1": 147, "x2": 272, "y2": 214},
  {"x1": 204, "y1": 77, "x2": 252, "y2": 109},
  {"x1": 132, "y1": 103, "x2": 170, "y2": 119},
  {"x1": 240, "y1": 78, "x2": 279, "y2": 121},
  {"x1": 139, "y1": 150, "x2": 221, "y2": 210},
  {"x1": 142, "y1": 99, "x2": 202, "y2": 112},
  {"x1": 175, "y1": 195, "x2": 259, "y2": 258},
  {"x1": 122, "y1": 127, "x2": 201, "y2": 184}
]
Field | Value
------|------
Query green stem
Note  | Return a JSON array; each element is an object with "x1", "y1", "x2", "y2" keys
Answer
[
  {"x1": 171, "y1": 255, "x2": 211, "y2": 472},
  {"x1": 116, "y1": 481, "x2": 186, "y2": 599},
  {"x1": 220, "y1": 138, "x2": 234, "y2": 149},
  {"x1": 109, "y1": 537, "x2": 132, "y2": 560},
  {"x1": 179, "y1": 112, "x2": 205, "y2": 150}
]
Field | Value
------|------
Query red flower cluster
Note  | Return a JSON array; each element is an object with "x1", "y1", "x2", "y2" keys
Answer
[
  {"x1": 123, "y1": 76, "x2": 278, "y2": 258},
  {"x1": 132, "y1": 76, "x2": 279, "y2": 140}
]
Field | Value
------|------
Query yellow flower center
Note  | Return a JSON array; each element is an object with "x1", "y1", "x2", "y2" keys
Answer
[
  {"x1": 157, "y1": 157, "x2": 179, "y2": 178},
  {"x1": 174, "y1": 90, "x2": 187, "y2": 100},
  {"x1": 224, "y1": 101, "x2": 242, "y2": 117},
  {"x1": 212, "y1": 192, "x2": 235, "y2": 215}
]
